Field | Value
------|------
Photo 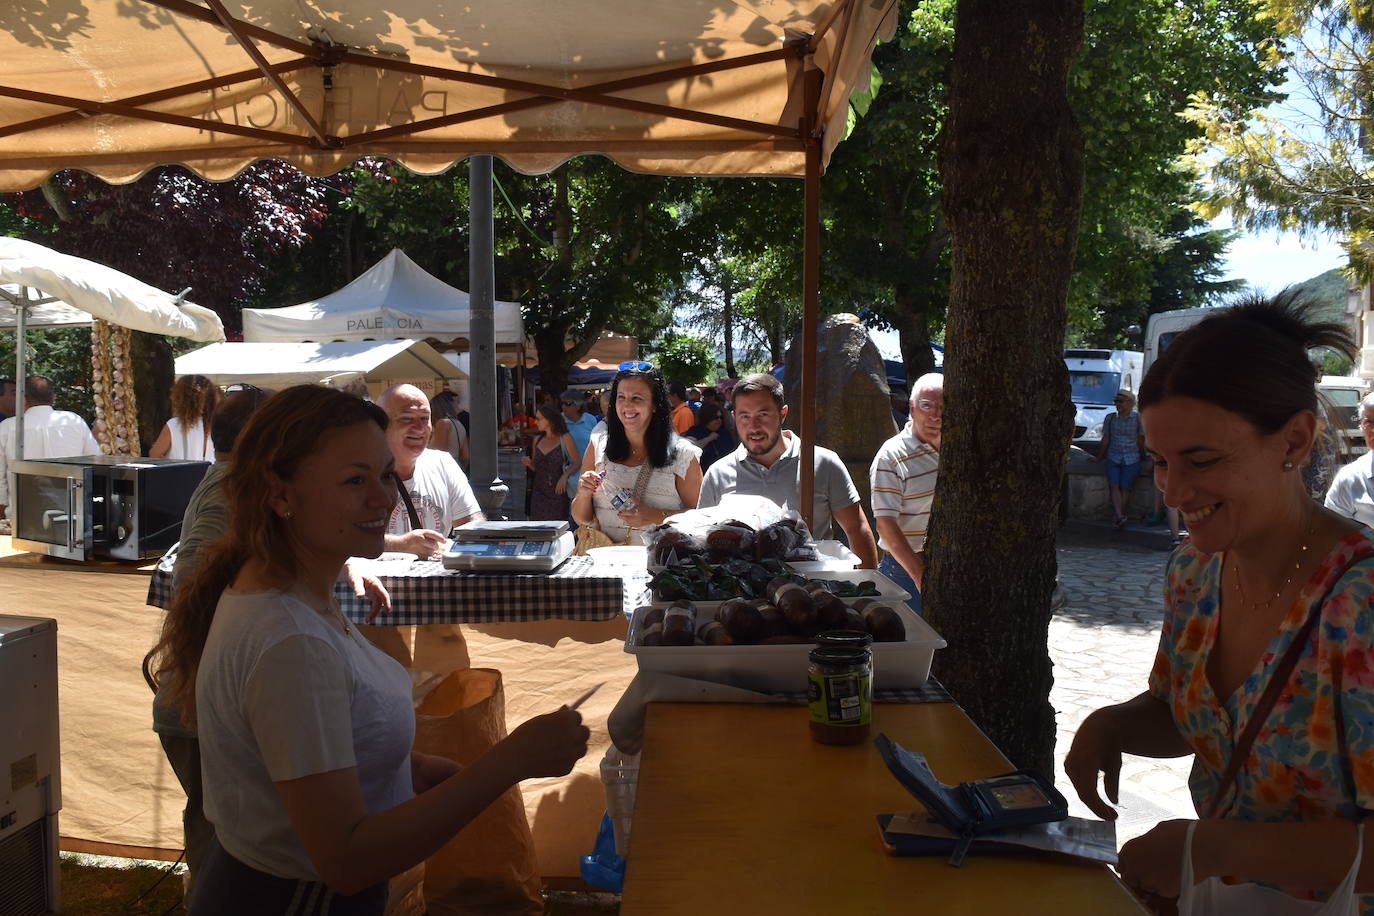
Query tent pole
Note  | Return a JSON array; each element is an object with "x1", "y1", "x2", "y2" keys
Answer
[
  {"x1": 798, "y1": 70, "x2": 822, "y2": 531},
  {"x1": 468, "y1": 154, "x2": 509, "y2": 519},
  {"x1": 14, "y1": 286, "x2": 27, "y2": 460}
]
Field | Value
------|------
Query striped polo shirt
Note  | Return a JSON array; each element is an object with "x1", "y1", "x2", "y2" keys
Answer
[{"x1": 868, "y1": 429, "x2": 939, "y2": 554}]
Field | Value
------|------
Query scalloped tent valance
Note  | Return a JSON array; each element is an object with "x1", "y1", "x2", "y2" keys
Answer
[{"x1": 0, "y1": 0, "x2": 896, "y2": 190}]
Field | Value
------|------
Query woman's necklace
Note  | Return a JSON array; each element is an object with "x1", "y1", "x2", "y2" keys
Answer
[{"x1": 1230, "y1": 521, "x2": 1317, "y2": 614}]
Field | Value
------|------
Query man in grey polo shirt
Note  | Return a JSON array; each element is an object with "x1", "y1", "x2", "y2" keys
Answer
[{"x1": 698, "y1": 373, "x2": 878, "y2": 568}]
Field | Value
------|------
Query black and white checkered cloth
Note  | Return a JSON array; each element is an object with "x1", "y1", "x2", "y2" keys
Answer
[{"x1": 147, "y1": 545, "x2": 631, "y2": 624}]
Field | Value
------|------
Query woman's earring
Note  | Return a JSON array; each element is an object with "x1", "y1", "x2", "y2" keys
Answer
[
  {"x1": 1282, "y1": 461, "x2": 1294, "y2": 470},
  {"x1": 283, "y1": 509, "x2": 294, "y2": 520}
]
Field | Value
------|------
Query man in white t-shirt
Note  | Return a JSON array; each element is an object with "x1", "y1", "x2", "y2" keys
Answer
[{"x1": 378, "y1": 385, "x2": 483, "y2": 559}]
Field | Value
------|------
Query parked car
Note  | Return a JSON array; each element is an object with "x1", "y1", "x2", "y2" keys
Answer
[{"x1": 1317, "y1": 376, "x2": 1370, "y2": 461}]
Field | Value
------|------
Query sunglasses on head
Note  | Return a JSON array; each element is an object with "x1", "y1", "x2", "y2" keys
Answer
[
  {"x1": 618, "y1": 361, "x2": 655, "y2": 372},
  {"x1": 225, "y1": 383, "x2": 261, "y2": 393}
]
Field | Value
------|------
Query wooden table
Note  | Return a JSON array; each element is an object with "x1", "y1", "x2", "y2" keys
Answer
[{"x1": 621, "y1": 703, "x2": 1147, "y2": 915}]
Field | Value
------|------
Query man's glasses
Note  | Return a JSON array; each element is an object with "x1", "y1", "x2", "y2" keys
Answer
[
  {"x1": 561, "y1": 400, "x2": 578, "y2": 406},
  {"x1": 225, "y1": 382, "x2": 261, "y2": 393},
  {"x1": 914, "y1": 398, "x2": 942, "y2": 414},
  {"x1": 618, "y1": 361, "x2": 655, "y2": 372}
]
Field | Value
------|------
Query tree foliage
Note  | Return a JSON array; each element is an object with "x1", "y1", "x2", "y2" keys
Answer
[
  {"x1": 648, "y1": 332, "x2": 718, "y2": 387},
  {"x1": 1185, "y1": 1, "x2": 1374, "y2": 270}
]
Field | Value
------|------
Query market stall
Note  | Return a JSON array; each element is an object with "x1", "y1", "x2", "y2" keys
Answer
[{"x1": 173, "y1": 338, "x2": 464, "y2": 392}]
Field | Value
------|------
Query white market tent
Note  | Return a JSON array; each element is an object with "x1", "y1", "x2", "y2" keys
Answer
[
  {"x1": 0, "y1": 286, "x2": 92, "y2": 330},
  {"x1": 242, "y1": 249, "x2": 525, "y2": 358},
  {"x1": 0, "y1": 238, "x2": 225, "y2": 341},
  {"x1": 175, "y1": 339, "x2": 464, "y2": 390}
]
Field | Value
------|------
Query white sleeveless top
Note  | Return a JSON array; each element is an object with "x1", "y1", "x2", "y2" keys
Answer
[
  {"x1": 166, "y1": 416, "x2": 214, "y2": 461},
  {"x1": 589, "y1": 431, "x2": 700, "y2": 543}
]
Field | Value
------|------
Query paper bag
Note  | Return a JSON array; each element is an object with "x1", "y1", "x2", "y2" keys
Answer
[{"x1": 414, "y1": 669, "x2": 543, "y2": 916}]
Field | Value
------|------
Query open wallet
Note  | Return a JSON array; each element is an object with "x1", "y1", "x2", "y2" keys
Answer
[{"x1": 874, "y1": 733, "x2": 1071, "y2": 866}]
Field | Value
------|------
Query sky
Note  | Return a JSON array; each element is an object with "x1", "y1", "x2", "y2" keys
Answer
[{"x1": 1214, "y1": 217, "x2": 1347, "y2": 293}]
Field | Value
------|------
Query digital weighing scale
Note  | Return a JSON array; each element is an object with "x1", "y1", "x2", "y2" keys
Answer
[{"x1": 441, "y1": 520, "x2": 575, "y2": 572}]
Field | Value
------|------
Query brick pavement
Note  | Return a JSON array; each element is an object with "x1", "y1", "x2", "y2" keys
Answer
[{"x1": 1051, "y1": 523, "x2": 1197, "y2": 846}]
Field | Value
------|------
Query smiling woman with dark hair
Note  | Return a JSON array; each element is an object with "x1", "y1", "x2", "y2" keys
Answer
[
  {"x1": 571, "y1": 366, "x2": 702, "y2": 544},
  {"x1": 1065, "y1": 291, "x2": 1374, "y2": 911}
]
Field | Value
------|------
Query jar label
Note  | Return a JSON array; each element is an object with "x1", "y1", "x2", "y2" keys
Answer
[{"x1": 807, "y1": 670, "x2": 872, "y2": 727}]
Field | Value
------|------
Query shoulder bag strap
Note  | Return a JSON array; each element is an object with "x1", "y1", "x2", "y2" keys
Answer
[
  {"x1": 394, "y1": 475, "x2": 422, "y2": 531},
  {"x1": 630, "y1": 450, "x2": 657, "y2": 504},
  {"x1": 1208, "y1": 545, "x2": 1374, "y2": 818}
]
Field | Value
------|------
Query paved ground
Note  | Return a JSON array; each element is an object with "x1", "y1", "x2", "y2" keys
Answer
[{"x1": 1050, "y1": 519, "x2": 1196, "y2": 847}]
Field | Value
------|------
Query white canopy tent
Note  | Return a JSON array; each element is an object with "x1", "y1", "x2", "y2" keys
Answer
[
  {"x1": 0, "y1": 237, "x2": 226, "y2": 456},
  {"x1": 242, "y1": 248, "x2": 525, "y2": 355},
  {"x1": 175, "y1": 339, "x2": 464, "y2": 390}
]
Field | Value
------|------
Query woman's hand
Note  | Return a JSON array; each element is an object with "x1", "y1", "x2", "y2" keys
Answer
[
  {"x1": 340, "y1": 560, "x2": 392, "y2": 624},
  {"x1": 500, "y1": 707, "x2": 590, "y2": 780},
  {"x1": 521, "y1": 456, "x2": 535, "y2": 471},
  {"x1": 577, "y1": 470, "x2": 603, "y2": 497},
  {"x1": 1118, "y1": 819, "x2": 1193, "y2": 899},
  {"x1": 410, "y1": 752, "x2": 463, "y2": 795},
  {"x1": 555, "y1": 475, "x2": 568, "y2": 496},
  {"x1": 1063, "y1": 705, "x2": 1125, "y2": 820}
]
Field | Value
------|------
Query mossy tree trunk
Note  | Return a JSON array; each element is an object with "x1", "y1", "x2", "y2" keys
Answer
[{"x1": 926, "y1": 0, "x2": 1084, "y2": 777}]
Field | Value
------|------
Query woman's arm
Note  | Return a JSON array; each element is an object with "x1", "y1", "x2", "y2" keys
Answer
[
  {"x1": 675, "y1": 456, "x2": 703, "y2": 509},
  {"x1": 275, "y1": 707, "x2": 588, "y2": 896},
  {"x1": 432, "y1": 418, "x2": 451, "y2": 452},
  {"x1": 148, "y1": 423, "x2": 172, "y2": 458},
  {"x1": 1063, "y1": 690, "x2": 1190, "y2": 820},
  {"x1": 1121, "y1": 818, "x2": 1371, "y2": 899},
  {"x1": 570, "y1": 441, "x2": 600, "y2": 525}
]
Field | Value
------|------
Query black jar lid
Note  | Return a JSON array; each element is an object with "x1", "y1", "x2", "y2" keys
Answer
[
  {"x1": 814, "y1": 629, "x2": 874, "y2": 650},
  {"x1": 809, "y1": 645, "x2": 870, "y2": 665}
]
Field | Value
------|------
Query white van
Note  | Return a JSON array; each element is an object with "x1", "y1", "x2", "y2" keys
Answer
[
  {"x1": 1143, "y1": 305, "x2": 1227, "y2": 374},
  {"x1": 1065, "y1": 348, "x2": 1143, "y2": 443},
  {"x1": 1317, "y1": 376, "x2": 1370, "y2": 459}
]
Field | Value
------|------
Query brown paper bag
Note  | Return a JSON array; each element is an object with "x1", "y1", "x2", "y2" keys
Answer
[{"x1": 414, "y1": 669, "x2": 543, "y2": 916}]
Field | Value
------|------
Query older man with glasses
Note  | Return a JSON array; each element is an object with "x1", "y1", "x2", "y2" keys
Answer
[
  {"x1": 869, "y1": 373, "x2": 944, "y2": 616},
  {"x1": 1324, "y1": 391, "x2": 1374, "y2": 527}
]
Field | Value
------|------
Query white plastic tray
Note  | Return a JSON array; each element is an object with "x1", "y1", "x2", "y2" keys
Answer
[{"x1": 624, "y1": 600, "x2": 945, "y2": 691}]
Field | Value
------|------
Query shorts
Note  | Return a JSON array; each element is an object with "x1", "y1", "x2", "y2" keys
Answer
[{"x1": 1105, "y1": 459, "x2": 1142, "y2": 489}]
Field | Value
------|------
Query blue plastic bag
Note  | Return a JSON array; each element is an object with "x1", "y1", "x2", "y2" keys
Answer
[{"x1": 578, "y1": 812, "x2": 626, "y2": 893}]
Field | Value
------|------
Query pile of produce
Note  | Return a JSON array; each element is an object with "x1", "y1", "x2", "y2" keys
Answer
[
  {"x1": 637, "y1": 575, "x2": 905, "y2": 647},
  {"x1": 645, "y1": 515, "x2": 819, "y2": 566},
  {"x1": 648, "y1": 557, "x2": 882, "y2": 603}
]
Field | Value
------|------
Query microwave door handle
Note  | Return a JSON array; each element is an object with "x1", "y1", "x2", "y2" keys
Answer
[{"x1": 67, "y1": 477, "x2": 78, "y2": 551}]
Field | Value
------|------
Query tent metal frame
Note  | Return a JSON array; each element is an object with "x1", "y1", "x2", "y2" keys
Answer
[{"x1": 0, "y1": 0, "x2": 885, "y2": 525}]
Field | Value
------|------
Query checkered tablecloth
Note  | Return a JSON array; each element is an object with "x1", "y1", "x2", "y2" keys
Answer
[{"x1": 147, "y1": 544, "x2": 633, "y2": 624}]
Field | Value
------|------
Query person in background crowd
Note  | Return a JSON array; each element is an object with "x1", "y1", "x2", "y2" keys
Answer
[
  {"x1": 150, "y1": 385, "x2": 587, "y2": 915},
  {"x1": 572, "y1": 366, "x2": 702, "y2": 544},
  {"x1": 703, "y1": 386, "x2": 736, "y2": 439},
  {"x1": 430, "y1": 397, "x2": 470, "y2": 472},
  {"x1": 889, "y1": 385, "x2": 910, "y2": 429},
  {"x1": 1065, "y1": 293, "x2": 1374, "y2": 908},
  {"x1": 1094, "y1": 389, "x2": 1145, "y2": 528},
  {"x1": 869, "y1": 374, "x2": 943, "y2": 615},
  {"x1": 582, "y1": 391, "x2": 601, "y2": 420},
  {"x1": 684, "y1": 401, "x2": 736, "y2": 471},
  {"x1": 698, "y1": 373, "x2": 878, "y2": 568},
  {"x1": 686, "y1": 386, "x2": 703, "y2": 412},
  {"x1": 379, "y1": 385, "x2": 483, "y2": 559},
  {"x1": 560, "y1": 387, "x2": 599, "y2": 464},
  {"x1": 430, "y1": 381, "x2": 470, "y2": 436},
  {"x1": 151, "y1": 374, "x2": 220, "y2": 462},
  {"x1": 668, "y1": 380, "x2": 695, "y2": 434},
  {"x1": 1324, "y1": 391, "x2": 1374, "y2": 528},
  {"x1": 0, "y1": 375, "x2": 101, "y2": 522},
  {"x1": 0, "y1": 377, "x2": 15, "y2": 420},
  {"x1": 522, "y1": 404, "x2": 579, "y2": 521},
  {"x1": 589, "y1": 391, "x2": 611, "y2": 438}
]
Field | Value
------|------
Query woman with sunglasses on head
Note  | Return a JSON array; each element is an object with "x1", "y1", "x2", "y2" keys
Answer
[
  {"x1": 571, "y1": 365, "x2": 702, "y2": 544},
  {"x1": 1065, "y1": 292, "x2": 1374, "y2": 910},
  {"x1": 151, "y1": 385, "x2": 588, "y2": 915}
]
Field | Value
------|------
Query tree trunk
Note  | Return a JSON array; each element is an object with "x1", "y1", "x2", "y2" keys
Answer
[
  {"x1": 928, "y1": 0, "x2": 1084, "y2": 777},
  {"x1": 533, "y1": 323, "x2": 573, "y2": 402},
  {"x1": 130, "y1": 331, "x2": 174, "y2": 454},
  {"x1": 892, "y1": 283, "x2": 935, "y2": 384}
]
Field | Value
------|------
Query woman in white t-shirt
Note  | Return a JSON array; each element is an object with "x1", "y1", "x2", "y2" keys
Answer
[
  {"x1": 150, "y1": 374, "x2": 219, "y2": 461},
  {"x1": 571, "y1": 365, "x2": 702, "y2": 544},
  {"x1": 150, "y1": 386, "x2": 588, "y2": 915}
]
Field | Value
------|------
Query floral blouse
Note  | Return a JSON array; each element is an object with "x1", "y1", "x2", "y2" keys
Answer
[{"x1": 1149, "y1": 528, "x2": 1374, "y2": 906}]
